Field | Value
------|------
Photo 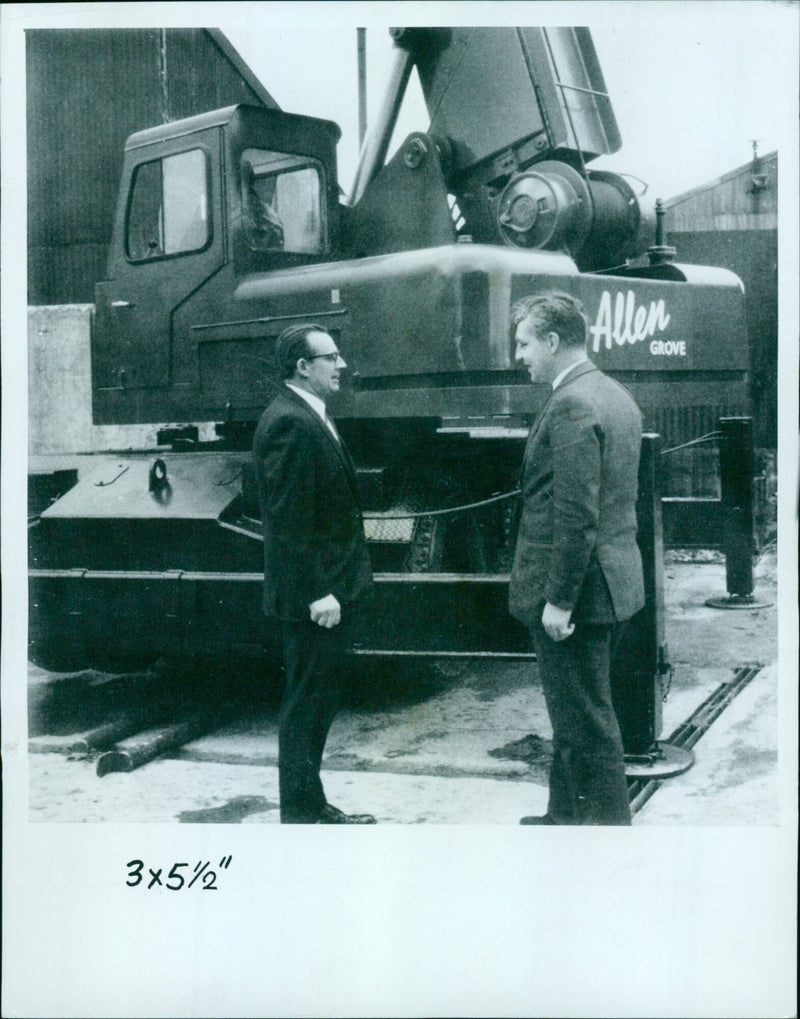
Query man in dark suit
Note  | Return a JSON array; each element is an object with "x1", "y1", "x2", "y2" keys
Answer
[
  {"x1": 253, "y1": 323, "x2": 375, "y2": 824},
  {"x1": 508, "y1": 292, "x2": 644, "y2": 826}
]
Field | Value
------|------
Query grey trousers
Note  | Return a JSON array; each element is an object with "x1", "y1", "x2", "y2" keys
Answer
[{"x1": 531, "y1": 616, "x2": 631, "y2": 825}]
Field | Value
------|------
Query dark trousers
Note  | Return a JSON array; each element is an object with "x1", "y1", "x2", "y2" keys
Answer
[
  {"x1": 278, "y1": 617, "x2": 352, "y2": 823},
  {"x1": 531, "y1": 616, "x2": 631, "y2": 826}
]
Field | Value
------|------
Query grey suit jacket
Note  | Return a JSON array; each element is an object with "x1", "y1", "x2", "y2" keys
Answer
[
  {"x1": 508, "y1": 360, "x2": 644, "y2": 628},
  {"x1": 252, "y1": 387, "x2": 373, "y2": 621}
]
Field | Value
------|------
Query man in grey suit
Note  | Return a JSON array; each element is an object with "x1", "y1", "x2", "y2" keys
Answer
[
  {"x1": 509, "y1": 292, "x2": 644, "y2": 825},
  {"x1": 253, "y1": 323, "x2": 375, "y2": 824}
]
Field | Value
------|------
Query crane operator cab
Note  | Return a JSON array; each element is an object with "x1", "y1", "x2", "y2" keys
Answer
[{"x1": 93, "y1": 105, "x2": 342, "y2": 425}]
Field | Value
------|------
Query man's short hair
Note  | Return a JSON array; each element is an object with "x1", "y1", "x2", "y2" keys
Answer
[
  {"x1": 510, "y1": 291, "x2": 588, "y2": 348},
  {"x1": 275, "y1": 322, "x2": 328, "y2": 379}
]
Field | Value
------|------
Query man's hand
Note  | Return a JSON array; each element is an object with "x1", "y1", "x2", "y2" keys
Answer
[
  {"x1": 309, "y1": 593, "x2": 341, "y2": 628},
  {"x1": 542, "y1": 601, "x2": 575, "y2": 642}
]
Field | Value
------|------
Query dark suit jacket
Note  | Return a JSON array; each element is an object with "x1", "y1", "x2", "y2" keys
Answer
[
  {"x1": 508, "y1": 360, "x2": 644, "y2": 628},
  {"x1": 252, "y1": 387, "x2": 373, "y2": 621}
]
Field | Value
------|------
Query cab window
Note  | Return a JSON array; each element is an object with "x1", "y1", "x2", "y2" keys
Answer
[
  {"x1": 126, "y1": 149, "x2": 209, "y2": 261},
  {"x1": 241, "y1": 148, "x2": 325, "y2": 255}
]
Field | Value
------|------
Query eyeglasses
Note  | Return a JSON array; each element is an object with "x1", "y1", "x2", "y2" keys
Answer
[{"x1": 305, "y1": 350, "x2": 342, "y2": 363}]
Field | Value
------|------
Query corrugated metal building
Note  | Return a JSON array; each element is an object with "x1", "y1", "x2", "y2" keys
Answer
[
  {"x1": 664, "y1": 151, "x2": 778, "y2": 447},
  {"x1": 27, "y1": 28, "x2": 277, "y2": 305}
]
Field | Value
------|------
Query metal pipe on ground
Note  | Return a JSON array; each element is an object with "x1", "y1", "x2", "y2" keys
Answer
[
  {"x1": 96, "y1": 713, "x2": 216, "y2": 776},
  {"x1": 69, "y1": 710, "x2": 159, "y2": 754}
]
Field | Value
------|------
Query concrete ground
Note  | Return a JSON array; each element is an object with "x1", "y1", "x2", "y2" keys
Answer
[{"x1": 27, "y1": 549, "x2": 782, "y2": 826}]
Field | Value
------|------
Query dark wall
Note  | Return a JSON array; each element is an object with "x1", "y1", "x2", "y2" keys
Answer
[
  {"x1": 670, "y1": 229, "x2": 778, "y2": 447},
  {"x1": 27, "y1": 29, "x2": 275, "y2": 305}
]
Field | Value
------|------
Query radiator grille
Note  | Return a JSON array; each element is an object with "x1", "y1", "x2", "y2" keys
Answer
[{"x1": 198, "y1": 338, "x2": 282, "y2": 401}]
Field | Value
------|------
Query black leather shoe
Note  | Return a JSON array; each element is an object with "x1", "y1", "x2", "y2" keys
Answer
[
  {"x1": 519, "y1": 814, "x2": 555, "y2": 825},
  {"x1": 316, "y1": 803, "x2": 377, "y2": 824}
]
